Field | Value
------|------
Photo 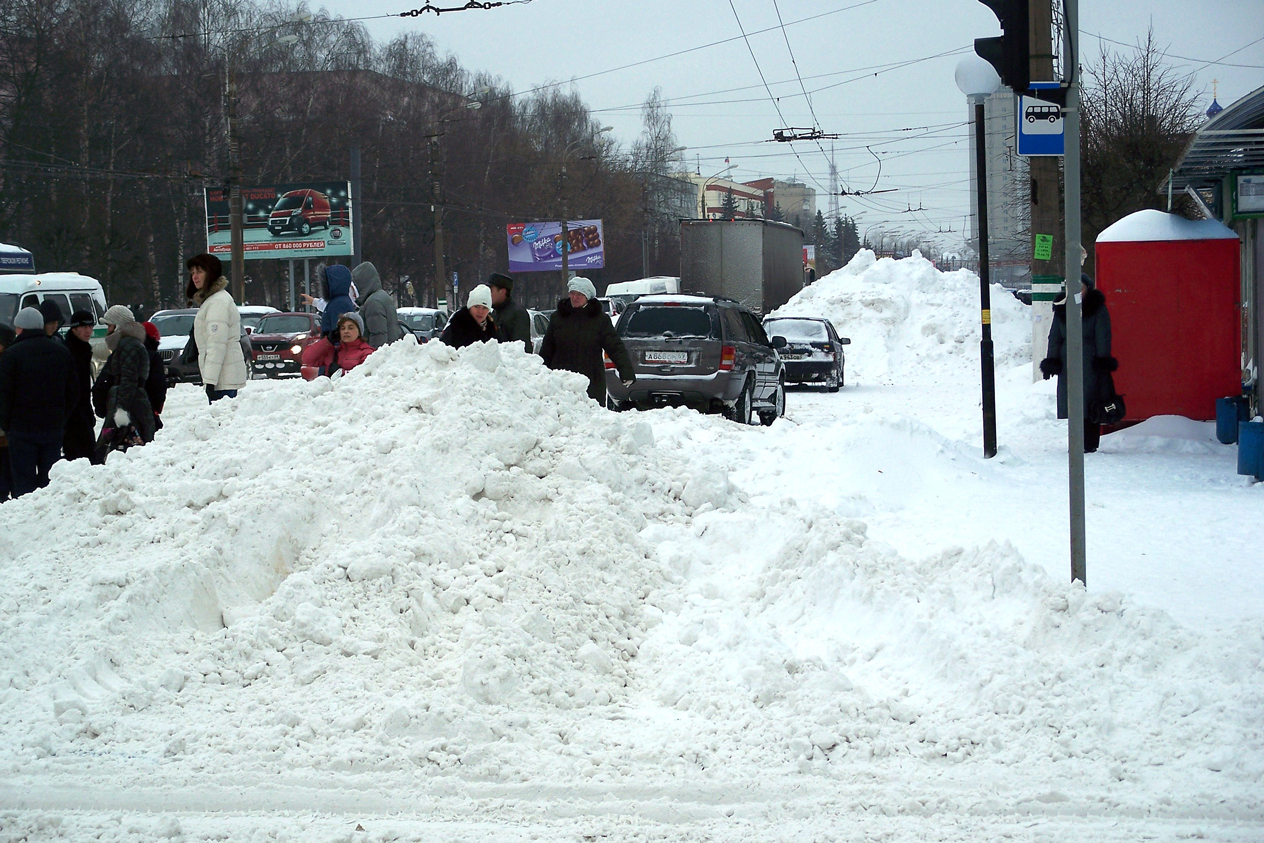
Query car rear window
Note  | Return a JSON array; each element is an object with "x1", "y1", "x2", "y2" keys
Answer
[
  {"x1": 151, "y1": 313, "x2": 197, "y2": 337},
  {"x1": 622, "y1": 305, "x2": 717, "y2": 338},
  {"x1": 257, "y1": 315, "x2": 312, "y2": 334},
  {"x1": 765, "y1": 319, "x2": 828, "y2": 342}
]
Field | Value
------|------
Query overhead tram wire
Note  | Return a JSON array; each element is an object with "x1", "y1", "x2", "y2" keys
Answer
[{"x1": 1086, "y1": 31, "x2": 1264, "y2": 69}]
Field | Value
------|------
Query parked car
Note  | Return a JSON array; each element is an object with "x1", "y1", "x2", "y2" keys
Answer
[
  {"x1": 268, "y1": 188, "x2": 331, "y2": 237},
  {"x1": 238, "y1": 305, "x2": 279, "y2": 334},
  {"x1": 604, "y1": 295, "x2": 786, "y2": 425},
  {"x1": 249, "y1": 312, "x2": 321, "y2": 378},
  {"x1": 596, "y1": 296, "x2": 624, "y2": 323},
  {"x1": 762, "y1": 316, "x2": 850, "y2": 392},
  {"x1": 528, "y1": 309, "x2": 551, "y2": 354},
  {"x1": 155, "y1": 306, "x2": 256, "y2": 386},
  {"x1": 398, "y1": 307, "x2": 448, "y2": 342}
]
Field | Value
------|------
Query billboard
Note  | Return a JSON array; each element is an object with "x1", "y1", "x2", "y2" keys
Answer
[
  {"x1": 506, "y1": 220, "x2": 604, "y2": 273},
  {"x1": 205, "y1": 181, "x2": 353, "y2": 260}
]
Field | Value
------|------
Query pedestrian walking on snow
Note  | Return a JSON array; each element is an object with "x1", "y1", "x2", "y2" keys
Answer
[
  {"x1": 489, "y1": 272, "x2": 532, "y2": 354},
  {"x1": 93, "y1": 305, "x2": 154, "y2": 461},
  {"x1": 540, "y1": 277, "x2": 635, "y2": 403},
  {"x1": 187, "y1": 254, "x2": 247, "y2": 402},
  {"x1": 39, "y1": 299, "x2": 65, "y2": 340},
  {"x1": 352, "y1": 261, "x2": 401, "y2": 348},
  {"x1": 1040, "y1": 274, "x2": 1116, "y2": 453},
  {"x1": 142, "y1": 321, "x2": 168, "y2": 431},
  {"x1": 62, "y1": 310, "x2": 100, "y2": 463},
  {"x1": 301, "y1": 312, "x2": 375, "y2": 378},
  {"x1": 440, "y1": 284, "x2": 499, "y2": 349},
  {"x1": 0, "y1": 307, "x2": 78, "y2": 496}
]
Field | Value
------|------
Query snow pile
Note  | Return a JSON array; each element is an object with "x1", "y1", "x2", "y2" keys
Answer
[{"x1": 771, "y1": 250, "x2": 1030, "y2": 384}]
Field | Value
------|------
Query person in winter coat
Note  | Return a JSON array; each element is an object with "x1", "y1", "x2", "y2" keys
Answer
[
  {"x1": 142, "y1": 321, "x2": 168, "y2": 431},
  {"x1": 0, "y1": 307, "x2": 78, "y2": 496},
  {"x1": 301, "y1": 312, "x2": 375, "y2": 378},
  {"x1": 39, "y1": 299, "x2": 65, "y2": 340},
  {"x1": 93, "y1": 305, "x2": 155, "y2": 459},
  {"x1": 489, "y1": 272, "x2": 532, "y2": 354},
  {"x1": 0, "y1": 323, "x2": 19, "y2": 499},
  {"x1": 187, "y1": 253, "x2": 247, "y2": 402},
  {"x1": 440, "y1": 285, "x2": 499, "y2": 349},
  {"x1": 316, "y1": 264, "x2": 358, "y2": 340},
  {"x1": 540, "y1": 277, "x2": 635, "y2": 403},
  {"x1": 1040, "y1": 274, "x2": 1116, "y2": 453},
  {"x1": 62, "y1": 310, "x2": 100, "y2": 463},
  {"x1": 352, "y1": 261, "x2": 401, "y2": 348}
]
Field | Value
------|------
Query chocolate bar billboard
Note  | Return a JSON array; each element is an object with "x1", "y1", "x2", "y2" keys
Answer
[{"x1": 506, "y1": 220, "x2": 604, "y2": 273}]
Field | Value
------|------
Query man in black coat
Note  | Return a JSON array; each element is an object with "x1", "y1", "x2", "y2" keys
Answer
[
  {"x1": 489, "y1": 272, "x2": 532, "y2": 354},
  {"x1": 540, "y1": 277, "x2": 635, "y2": 403},
  {"x1": 1040, "y1": 275, "x2": 1116, "y2": 453},
  {"x1": 0, "y1": 307, "x2": 79, "y2": 496},
  {"x1": 62, "y1": 310, "x2": 100, "y2": 463}
]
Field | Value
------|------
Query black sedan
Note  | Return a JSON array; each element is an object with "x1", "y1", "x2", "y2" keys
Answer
[{"x1": 762, "y1": 316, "x2": 850, "y2": 392}]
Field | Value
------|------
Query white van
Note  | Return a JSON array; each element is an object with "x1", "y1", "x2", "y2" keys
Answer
[
  {"x1": 604, "y1": 276, "x2": 681, "y2": 306},
  {"x1": 0, "y1": 273, "x2": 109, "y2": 366}
]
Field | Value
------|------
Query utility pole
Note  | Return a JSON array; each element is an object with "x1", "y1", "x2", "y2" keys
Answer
[
  {"x1": 227, "y1": 67, "x2": 245, "y2": 304},
  {"x1": 1063, "y1": 0, "x2": 1086, "y2": 586},
  {"x1": 430, "y1": 135, "x2": 445, "y2": 310},
  {"x1": 350, "y1": 144, "x2": 362, "y2": 268}
]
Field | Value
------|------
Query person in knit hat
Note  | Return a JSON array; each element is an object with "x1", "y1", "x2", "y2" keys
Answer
[
  {"x1": 439, "y1": 284, "x2": 499, "y2": 349},
  {"x1": 539, "y1": 277, "x2": 635, "y2": 403},
  {"x1": 0, "y1": 307, "x2": 78, "y2": 495},
  {"x1": 62, "y1": 310, "x2": 100, "y2": 463},
  {"x1": 92, "y1": 305, "x2": 154, "y2": 460},
  {"x1": 300, "y1": 311, "x2": 375, "y2": 378},
  {"x1": 141, "y1": 321, "x2": 168, "y2": 432},
  {"x1": 38, "y1": 299, "x2": 65, "y2": 340}
]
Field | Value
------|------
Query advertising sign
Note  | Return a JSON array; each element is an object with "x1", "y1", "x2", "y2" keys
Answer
[
  {"x1": 802, "y1": 245, "x2": 816, "y2": 271},
  {"x1": 506, "y1": 220, "x2": 604, "y2": 273},
  {"x1": 1017, "y1": 95, "x2": 1065, "y2": 157},
  {"x1": 205, "y1": 181, "x2": 353, "y2": 260}
]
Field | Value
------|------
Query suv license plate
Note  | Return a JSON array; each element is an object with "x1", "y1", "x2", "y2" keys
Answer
[
  {"x1": 645, "y1": 351, "x2": 688, "y2": 364},
  {"x1": 257, "y1": 353, "x2": 282, "y2": 362}
]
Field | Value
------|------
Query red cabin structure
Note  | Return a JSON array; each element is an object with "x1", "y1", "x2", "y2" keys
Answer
[{"x1": 1096, "y1": 209, "x2": 1241, "y2": 422}]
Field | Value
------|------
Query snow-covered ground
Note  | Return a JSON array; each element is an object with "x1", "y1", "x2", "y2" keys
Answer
[{"x1": 1, "y1": 252, "x2": 1260, "y2": 842}]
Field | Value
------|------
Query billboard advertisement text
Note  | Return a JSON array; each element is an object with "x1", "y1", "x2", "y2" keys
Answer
[
  {"x1": 205, "y1": 181, "x2": 353, "y2": 260},
  {"x1": 506, "y1": 220, "x2": 604, "y2": 273}
]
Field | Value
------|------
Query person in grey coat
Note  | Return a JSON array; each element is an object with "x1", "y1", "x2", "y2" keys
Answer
[
  {"x1": 1040, "y1": 275, "x2": 1116, "y2": 453},
  {"x1": 352, "y1": 261, "x2": 401, "y2": 348}
]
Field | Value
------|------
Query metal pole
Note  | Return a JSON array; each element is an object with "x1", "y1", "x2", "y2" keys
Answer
[
  {"x1": 973, "y1": 97, "x2": 999, "y2": 459},
  {"x1": 560, "y1": 161, "x2": 569, "y2": 288},
  {"x1": 303, "y1": 258, "x2": 310, "y2": 311},
  {"x1": 227, "y1": 66, "x2": 245, "y2": 304},
  {"x1": 430, "y1": 136, "x2": 445, "y2": 310},
  {"x1": 1064, "y1": 0, "x2": 1086, "y2": 586},
  {"x1": 350, "y1": 144, "x2": 362, "y2": 266},
  {"x1": 287, "y1": 258, "x2": 295, "y2": 312}
]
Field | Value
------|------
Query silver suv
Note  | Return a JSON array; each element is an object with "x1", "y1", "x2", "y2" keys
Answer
[{"x1": 604, "y1": 295, "x2": 786, "y2": 425}]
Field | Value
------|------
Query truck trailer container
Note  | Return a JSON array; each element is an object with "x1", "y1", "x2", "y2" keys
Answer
[{"x1": 679, "y1": 219, "x2": 804, "y2": 314}]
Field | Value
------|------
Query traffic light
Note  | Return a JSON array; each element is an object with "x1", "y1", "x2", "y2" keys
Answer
[{"x1": 975, "y1": 0, "x2": 1029, "y2": 93}]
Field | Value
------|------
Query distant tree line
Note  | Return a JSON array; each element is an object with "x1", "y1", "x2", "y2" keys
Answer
[{"x1": 0, "y1": 0, "x2": 690, "y2": 313}]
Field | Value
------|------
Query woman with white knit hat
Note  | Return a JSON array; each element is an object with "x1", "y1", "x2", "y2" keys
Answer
[{"x1": 439, "y1": 284, "x2": 499, "y2": 349}]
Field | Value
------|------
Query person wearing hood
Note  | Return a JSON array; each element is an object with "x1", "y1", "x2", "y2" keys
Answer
[
  {"x1": 317, "y1": 264, "x2": 358, "y2": 340},
  {"x1": 489, "y1": 272, "x2": 532, "y2": 354},
  {"x1": 187, "y1": 253, "x2": 247, "y2": 402},
  {"x1": 142, "y1": 321, "x2": 168, "y2": 431},
  {"x1": 0, "y1": 307, "x2": 78, "y2": 496},
  {"x1": 62, "y1": 310, "x2": 100, "y2": 463},
  {"x1": 440, "y1": 285, "x2": 499, "y2": 349},
  {"x1": 352, "y1": 261, "x2": 401, "y2": 348},
  {"x1": 301, "y1": 311, "x2": 375, "y2": 378},
  {"x1": 1040, "y1": 273, "x2": 1116, "y2": 453},
  {"x1": 540, "y1": 277, "x2": 635, "y2": 403},
  {"x1": 93, "y1": 305, "x2": 155, "y2": 460},
  {"x1": 39, "y1": 299, "x2": 65, "y2": 341}
]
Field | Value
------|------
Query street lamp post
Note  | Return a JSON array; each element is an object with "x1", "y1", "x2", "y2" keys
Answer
[
  {"x1": 559, "y1": 126, "x2": 613, "y2": 287},
  {"x1": 956, "y1": 55, "x2": 1002, "y2": 459}
]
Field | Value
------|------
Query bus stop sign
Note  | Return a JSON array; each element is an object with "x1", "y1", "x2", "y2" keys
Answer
[{"x1": 1017, "y1": 95, "x2": 1064, "y2": 156}]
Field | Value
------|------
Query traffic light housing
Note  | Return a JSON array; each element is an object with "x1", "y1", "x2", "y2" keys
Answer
[{"x1": 975, "y1": 0, "x2": 1029, "y2": 93}]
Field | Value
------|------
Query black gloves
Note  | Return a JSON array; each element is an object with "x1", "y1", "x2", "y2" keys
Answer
[
  {"x1": 1039, "y1": 357, "x2": 1062, "y2": 380},
  {"x1": 1092, "y1": 356, "x2": 1119, "y2": 373}
]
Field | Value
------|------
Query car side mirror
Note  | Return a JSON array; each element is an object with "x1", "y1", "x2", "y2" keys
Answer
[
  {"x1": 839, "y1": 337, "x2": 851, "y2": 345},
  {"x1": 771, "y1": 335, "x2": 787, "y2": 349}
]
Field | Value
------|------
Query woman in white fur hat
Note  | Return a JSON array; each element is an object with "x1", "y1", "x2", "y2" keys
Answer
[{"x1": 439, "y1": 284, "x2": 498, "y2": 349}]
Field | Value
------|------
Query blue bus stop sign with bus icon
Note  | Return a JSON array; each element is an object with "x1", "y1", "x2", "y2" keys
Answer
[{"x1": 1017, "y1": 94, "x2": 1064, "y2": 156}]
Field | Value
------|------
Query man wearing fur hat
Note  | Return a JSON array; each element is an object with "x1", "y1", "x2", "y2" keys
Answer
[
  {"x1": 0, "y1": 307, "x2": 79, "y2": 496},
  {"x1": 93, "y1": 305, "x2": 155, "y2": 460},
  {"x1": 440, "y1": 284, "x2": 499, "y2": 349},
  {"x1": 1040, "y1": 273, "x2": 1116, "y2": 453},
  {"x1": 488, "y1": 272, "x2": 532, "y2": 354},
  {"x1": 540, "y1": 277, "x2": 635, "y2": 403}
]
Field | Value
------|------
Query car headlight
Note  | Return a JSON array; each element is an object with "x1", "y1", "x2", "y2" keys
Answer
[{"x1": 290, "y1": 344, "x2": 302, "y2": 355}]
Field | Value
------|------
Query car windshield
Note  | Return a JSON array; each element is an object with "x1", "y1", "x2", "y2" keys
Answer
[
  {"x1": 256, "y1": 315, "x2": 311, "y2": 334},
  {"x1": 0, "y1": 293, "x2": 18, "y2": 326},
  {"x1": 622, "y1": 305, "x2": 716, "y2": 338},
  {"x1": 240, "y1": 315, "x2": 268, "y2": 331},
  {"x1": 272, "y1": 194, "x2": 303, "y2": 212},
  {"x1": 765, "y1": 319, "x2": 828, "y2": 342},
  {"x1": 402, "y1": 313, "x2": 435, "y2": 331},
  {"x1": 150, "y1": 313, "x2": 197, "y2": 337}
]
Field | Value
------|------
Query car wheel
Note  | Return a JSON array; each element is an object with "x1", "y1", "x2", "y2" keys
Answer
[
  {"x1": 826, "y1": 368, "x2": 840, "y2": 392},
  {"x1": 725, "y1": 379, "x2": 754, "y2": 425},
  {"x1": 299, "y1": 220, "x2": 311, "y2": 236},
  {"x1": 840, "y1": 364, "x2": 845, "y2": 387},
  {"x1": 759, "y1": 379, "x2": 785, "y2": 426}
]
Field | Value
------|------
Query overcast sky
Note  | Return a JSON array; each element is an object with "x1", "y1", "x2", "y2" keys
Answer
[{"x1": 330, "y1": 0, "x2": 1263, "y2": 251}]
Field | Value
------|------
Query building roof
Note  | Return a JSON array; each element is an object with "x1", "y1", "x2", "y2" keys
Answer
[{"x1": 1166, "y1": 84, "x2": 1264, "y2": 192}]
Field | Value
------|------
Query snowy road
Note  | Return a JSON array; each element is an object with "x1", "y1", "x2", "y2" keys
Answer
[{"x1": 1, "y1": 254, "x2": 1260, "y2": 842}]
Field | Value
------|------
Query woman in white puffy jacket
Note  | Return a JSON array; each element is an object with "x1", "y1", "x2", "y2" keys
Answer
[{"x1": 186, "y1": 254, "x2": 247, "y2": 402}]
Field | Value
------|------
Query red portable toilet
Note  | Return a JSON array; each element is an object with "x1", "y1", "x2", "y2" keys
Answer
[{"x1": 1096, "y1": 209, "x2": 1240, "y2": 422}]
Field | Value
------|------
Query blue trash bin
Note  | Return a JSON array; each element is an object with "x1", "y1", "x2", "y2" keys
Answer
[
  {"x1": 1217, "y1": 397, "x2": 1241, "y2": 444},
  {"x1": 1238, "y1": 421, "x2": 1264, "y2": 480}
]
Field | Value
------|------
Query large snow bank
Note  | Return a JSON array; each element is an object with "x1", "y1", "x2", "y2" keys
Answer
[{"x1": 770, "y1": 250, "x2": 1030, "y2": 384}]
